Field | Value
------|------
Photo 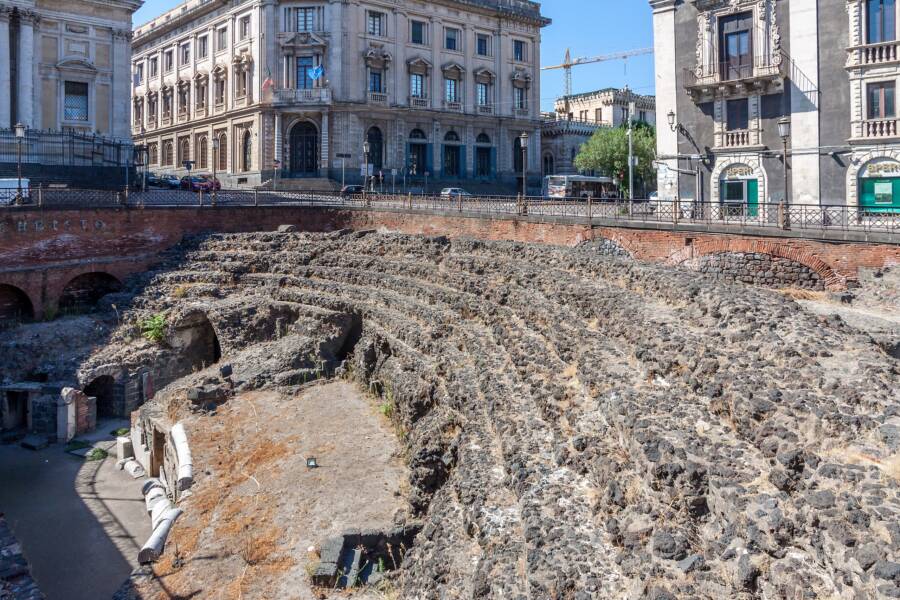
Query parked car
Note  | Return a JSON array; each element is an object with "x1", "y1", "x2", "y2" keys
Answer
[
  {"x1": 340, "y1": 185, "x2": 364, "y2": 197},
  {"x1": 159, "y1": 174, "x2": 181, "y2": 189},
  {"x1": 198, "y1": 175, "x2": 221, "y2": 191},
  {"x1": 145, "y1": 172, "x2": 161, "y2": 187},
  {"x1": 440, "y1": 187, "x2": 472, "y2": 199},
  {"x1": 180, "y1": 176, "x2": 213, "y2": 192}
]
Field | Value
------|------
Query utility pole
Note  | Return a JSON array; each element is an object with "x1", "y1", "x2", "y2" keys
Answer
[{"x1": 627, "y1": 102, "x2": 635, "y2": 201}]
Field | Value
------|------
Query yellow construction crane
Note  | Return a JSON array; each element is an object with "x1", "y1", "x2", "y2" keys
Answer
[{"x1": 543, "y1": 47, "x2": 654, "y2": 99}]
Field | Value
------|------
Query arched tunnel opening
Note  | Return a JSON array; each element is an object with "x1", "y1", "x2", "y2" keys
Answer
[
  {"x1": 172, "y1": 313, "x2": 222, "y2": 374},
  {"x1": 0, "y1": 284, "x2": 35, "y2": 327},
  {"x1": 84, "y1": 375, "x2": 117, "y2": 418},
  {"x1": 59, "y1": 272, "x2": 123, "y2": 314}
]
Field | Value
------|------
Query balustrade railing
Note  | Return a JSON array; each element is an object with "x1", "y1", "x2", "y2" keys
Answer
[
  {"x1": 863, "y1": 118, "x2": 899, "y2": 139},
  {"x1": 368, "y1": 91, "x2": 388, "y2": 104},
  {"x1": 722, "y1": 130, "x2": 751, "y2": 148},
  {"x1": 856, "y1": 41, "x2": 900, "y2": 65}
]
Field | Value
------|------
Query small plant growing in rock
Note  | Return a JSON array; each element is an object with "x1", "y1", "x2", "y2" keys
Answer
[
  {"x1": 172, "y1": 285, "x2": 190, "y2": 299},
  {"x1": 86, "y1": 448, "x2": 109, "y2": 461},
  {"x1": 379, "y1": 401, "x2": 393, "y2": 418},
  {"x1": 140, "y1": 312, "x2": 167, "y2": 343}
]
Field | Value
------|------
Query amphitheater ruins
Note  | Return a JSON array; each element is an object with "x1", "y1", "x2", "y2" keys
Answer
[{"x1": 1, "y1": 227, "x2": 899, "y2": 599}]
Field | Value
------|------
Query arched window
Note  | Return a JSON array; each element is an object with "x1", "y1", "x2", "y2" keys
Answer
[
  {"x1": 476, "y1": 133, "x2": 491, "y2": 145},
  {"x1": 409, "y1": 128, "x2": 427, "y2": 140},
  {"x1": 163, "y1": 140, "x2": 174, "y2": 166},
  {"x1": 543, "y1": 154, "x2": 555, "y2": 176},
  {"x1": 178, "y1": 138, "x2": 190, "y2": 165},
  {"x1": 241, "y1": 130, "x2": 252, "y2": 172},
  {"x1": 198, "y1": 136, "x2": 208, "y2": 169},
  {"x1": 366, "y1": 127, "x2": 383, "y2": 170},
  {"x1": 444, "y1": 131, "x2": 460, "y2": 142},
  {"x1": 148, "y1": 143, "x2": 158, "y2": 165},
  {"x1": 217, "y1": 132, "x2": 227, "y2": 171}
]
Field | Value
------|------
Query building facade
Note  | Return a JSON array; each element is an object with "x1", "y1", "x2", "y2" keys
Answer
[
  {"x1": 542, "y1": 87, "x2": 656, "y2": 177},
  {"x1": 131, "y1": 0, "x2": 549, "y2": 190},
  {"x1": 652, "y1": 0, "x2": 900, "y2": 213},
  {"x1": 0, "y1": 0, "x2": 139, "y2": 138}
]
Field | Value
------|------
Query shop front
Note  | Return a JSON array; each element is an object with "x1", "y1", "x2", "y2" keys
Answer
[
  {"x1": 859, "y1": 159, "x2": 900, "y2": 214},
  {"x1": 719, "y1": 164, "x2": 759, "y2": 217}
]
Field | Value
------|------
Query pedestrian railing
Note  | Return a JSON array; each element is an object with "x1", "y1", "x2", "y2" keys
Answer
[{"x1": 1, "y1": 189, "x2": 898, "y2": 239}]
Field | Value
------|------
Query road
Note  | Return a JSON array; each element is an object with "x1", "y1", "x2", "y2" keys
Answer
[{"x1": 0, "y1": 420, "x2": 151, "y2": 600}]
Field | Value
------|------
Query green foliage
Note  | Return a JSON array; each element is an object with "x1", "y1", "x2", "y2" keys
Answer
[
  {"x1": 140, "y1": 312, "x2": 167, "y2": 343},
  {"x1": 379, "y1": 401, "x2": 393, "y2": 418},
  {"x1": 110, "y1": 428, "x2": 130, "y2": 437},
  {"x1": 86, "y1": 448, "x2": 109, "y2": 461},
  {"x1": 574, "y1": 123, "x2": 657, "y2": 196},
  {"x1": 65, "y1": 439, "x2": 90, "y2": 452}
]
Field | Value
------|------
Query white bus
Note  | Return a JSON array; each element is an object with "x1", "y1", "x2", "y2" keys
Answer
[{"x1": 543, "y1": 175, "x2": 619, "y2": 200}]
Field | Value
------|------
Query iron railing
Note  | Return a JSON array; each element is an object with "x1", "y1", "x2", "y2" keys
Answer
[
  {"x1": 0, "y1": 129, "x2": 132, "y2": 167},
  {"x1": 1, "y1": 189, "x2": 897, "y2": 238}
]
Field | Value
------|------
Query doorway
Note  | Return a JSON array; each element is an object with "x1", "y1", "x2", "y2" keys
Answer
[{"x1": 289, "y1": 122, "x2": 319, "y2": 177}]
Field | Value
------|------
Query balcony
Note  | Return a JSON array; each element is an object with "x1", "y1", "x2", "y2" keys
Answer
[
  {"x1": 368, "y1": 91, "x2": 388, "y2": 105},
  {"x1": 444, "y1": 100, "x2": 463, "y2": 112},
  {"x1": 147, "y1": 117, "x2": 157, "y2": 129},
  {"x1": 721, "y1": 129, "x2": 752, "y2": 148},
  {"x1": 409, "y1": 96, "x2": 429, "y2": 109},
  {"x1": 861, "y1": 118, "x2": 899, "y2": 140},
  {"x1": 177, "y1": 108, "x2": 189, "y2": 122},
  {"x1": 683, "y1": 55, "x2": 786, "y2": 102},
  {"x1": 273, "y1": 88, "x2": 332, "y2": 106},
  {"x1": 477, "y1": 104, "x2": 494, "y2": 115},
  {"x1": 849, "y1": 41, "x2": 900, "y2": 67},
  {"x1": 161, "y1": 114, "x2": 172, "y2": 126},
  {"x1": 195, "y1": 105, "x2": 208, "y2": 118},
  {"x1": 514, "y1": 107, "x2": 530, "y2": 118}
]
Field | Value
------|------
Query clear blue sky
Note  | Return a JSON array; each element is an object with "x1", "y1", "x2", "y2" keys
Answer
[{"x1": 133, "y1": 0, "x2": 655, "y2": 112}]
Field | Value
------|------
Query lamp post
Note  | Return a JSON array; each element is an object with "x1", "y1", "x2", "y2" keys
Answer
[
  {"x1": 212, "y1": 136, "x2": 220, "y2": 205},
  {"x1": 778, "y1": 116, "x2": 791, "y2": 230},
  {"x1": 667, "y1": 110, "x2": 677, "y2": 132},
  {"x1": 14, "y1": 123, "x2": 25, "y2": 205},
  {"x1": 519, "y1": 131, "x2": 529, "y2": 198},
  {"x1": 363, "y1": 140, "x2": 370, "y2": 194}
]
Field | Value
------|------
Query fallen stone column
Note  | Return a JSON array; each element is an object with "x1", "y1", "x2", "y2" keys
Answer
[
  {"x1": 170, "y1": 422, "x2": 193, "y2": 492},
  {"x1": 138, "y1": 507, "x2": 183, "y2": 564}
]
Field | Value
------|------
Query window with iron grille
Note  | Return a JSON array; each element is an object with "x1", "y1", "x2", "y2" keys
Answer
[{"x1": 64, "y1": 81, "x2": 89, "y2": 121}]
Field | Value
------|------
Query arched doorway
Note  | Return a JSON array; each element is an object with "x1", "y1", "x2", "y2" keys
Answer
[
  {"x1": 84, "y1": 375, "x2": 117, "y2": 418},
  {"x1": 171, "y1": 313, "x2": 222, "y2": 374},
  {"x1": 408, "y1": 129, "x2": 428, "y2": 177},
  {"x1": 289, "y1": 121, "x2": 319, "y2": 177},
  {"x1": 241, "y1": 130, "x2": 252, "y2": 172},
  {"x1": 367, "y1": 127, "x2": 384, "y2": 172},
  {"x1": 0, "y1": 285, "x2": 34, "y2": 326},
  {"x1": 475, "y1": 133, "x2": 493, "y2": 178},
  {"x1": 858, "y1": 158, "x2": 900, "y2": 214},
  {"x1": 59, "y1": 272, "x2": 122, "y2": 314},
  {"x1": 719, "y1": 164, "x2": 759, "y2": 217},
  {"x1": 443, "y1": 131, "x2": 462, "y2": 178}
]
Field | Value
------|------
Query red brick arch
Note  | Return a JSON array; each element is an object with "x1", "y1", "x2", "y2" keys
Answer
[{"x1": 665, "y1": 238, "x2": 844, "y2": 290}]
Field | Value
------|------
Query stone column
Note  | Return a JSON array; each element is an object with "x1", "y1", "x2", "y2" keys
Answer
[
  {"x1": 0, "y1": 7, "x2": 11, "y2": 128},
  {"x1": 18, "y1": 11, "x2": 36, "y2": 128},
  {"x1": 112, "y1": 30, "x2": 133, "y2": 140},
  {"x1": 320, "y1": 112, "x2": 329, "y2": 171}
]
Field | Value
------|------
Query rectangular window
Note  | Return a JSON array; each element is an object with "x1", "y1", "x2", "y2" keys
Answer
[
  {"x1": 215, "y1": 79, "x2": 226, "y2": 104},
  {"x1": 514, "y1": 87, "x2": 526, "y2": 110},
  {"x1": 164, "y1": 50, "x2": 174, "y2": 72},
  {"x1": 874, "y1": 180, "x2": 894, "y2": 203},
  {"x1": 868, "y1": 0, "x2": 897, "y2": 44},
  {"x1": 368, "y1": 12, "x2": 385, "y2": 37},
  {"x1": 411, "y1": 20, "x2": 426, "y2": 45},
  {"x1": 149, "y1": 57, "x2": 158, "y2": 77},
  {"x1": 297, "y1": 7, "x2": 316, "y2": 32},
  {"x1": 369, "y1": 70, "x2": 383, "y2": 93},
  {"x1": 239, "y1": 16, "x2": 251, "y2": 40},
  {"x1": 134, "y1": 63, "x2": 144, "y2": 85},
  {"x1": 719, "y1": 12, "x2": 752, "y2": 80},
  {"x1": 445, "y1": 78, "x2": 458, "y2": 102},
  {"x1": 477, "y1": 34, "x2": 491, "y2": 57},
  {"x1": 868, "y1": 81, "x2": 896, "y2": 118},
  {"x1": 216, "y1": 27, "x2": 228, "y2": 51},
  {"x1": 64, "y1": 81, "x2": 89, "y2": 121},
  {"x1": 180, "y1": 42, "x2": 190, "y2": 65},
  {"x1": 410, "y1": 73, "x2": 425, "y2": 97},
  {"x1": 445, "y1": 28, "x2": 460, "y2": 51},
  {"x1": 297, "y1": 56, "x2": 314, "y2": 89},
  {"x1": 198, "y1": 35, "x2": 208, "y2": 59},
  {"x1": 514, "y1": 40, "x2": 527, "y2": 61},
  {"x1": 476, "y1": 82, "x2": 488, "y2": 105},
  {"x1": 726, "y1": 99, "x2": 749, "y2": 130}
]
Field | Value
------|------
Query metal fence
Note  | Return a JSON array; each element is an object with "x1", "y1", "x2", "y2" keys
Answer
[
  {"x1": 1, "y1": 188, "x2": 898, "y2": 238},
  {"x1": 0, "y1": 129, "x2": 133, "y2": 167}
]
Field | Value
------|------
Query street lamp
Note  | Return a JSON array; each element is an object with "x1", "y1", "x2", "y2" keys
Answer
[
  {"x1": 519, "y1": 131, "x2": 529, "y2": 198},
  {"x1": 667, "y1": 110, "x2": 676, "y2": 132},
  {"x1": 362, "y1": 140, "x2": 370, "y2": 193},
  {"x1": 211, "y1": 136, "x2": 220, "y2": 204},
  {"x1": 14, "y1": 123, "x2": 25, "y2": 205},
  {"x1": 778, "y1": 116, "x2": 791, "y2": 229}
]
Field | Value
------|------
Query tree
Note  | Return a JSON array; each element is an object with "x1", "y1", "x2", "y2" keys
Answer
[{"x1": 574, "y1": 122, "x2": 657, "y2": 196}]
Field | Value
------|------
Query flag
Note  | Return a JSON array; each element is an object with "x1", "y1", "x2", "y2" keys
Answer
[
  {"x1": 262, "y1": 68, "x2": 274, "y2": 92},
  {"x1": 308, "y1": 65, "x2": 325, "y2": 81}
]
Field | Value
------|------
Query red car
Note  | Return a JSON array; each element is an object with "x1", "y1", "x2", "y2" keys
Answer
[
  {"x1": 180, "y1": 176, "x2": 210, "y2": 192},
  {"x1": 199, "y1": 175, "x2": 221, "y2": 191}
]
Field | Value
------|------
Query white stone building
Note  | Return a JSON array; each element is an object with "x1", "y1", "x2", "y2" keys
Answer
[
  {"x1": 553, "y1": 87, "x2": 656, "y2": 128},
  {"x1": 0, "y1": 0, "x2": 140, "y2": 138},
  {"x1": 130, "y1": 0, "x2": 549, "y2": 190}
]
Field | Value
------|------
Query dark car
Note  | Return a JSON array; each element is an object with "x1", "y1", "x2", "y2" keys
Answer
[
  {"x1": 145, "y1": 172, "x2": 161, "y2": 187},
  {"x1": 159, "y1": 174, "x2": 181, "y2": 189},
  {"x1": 180, "y1": 176, "x2": 212, "y2": 192},
  {"x1": 340, "y1": 185, "x2": 364, "y2": 197},
  {"x1": 197, "y1": 175, "x2": 221, "y2": 191}
]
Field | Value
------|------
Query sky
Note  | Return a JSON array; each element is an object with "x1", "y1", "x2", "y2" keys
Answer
[{"x1": 132, "y1": 0, "x2": 656, "y2": 113}]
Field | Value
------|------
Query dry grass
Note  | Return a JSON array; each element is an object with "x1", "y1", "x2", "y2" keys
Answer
[{"x1": 777, "y1": 287, "x2": 830, "y2": 302}]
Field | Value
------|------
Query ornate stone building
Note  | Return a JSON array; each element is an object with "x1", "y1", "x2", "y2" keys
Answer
[
  {"x1": 131, "y1": 0, "x2": 550, "y2": 190},
  {"x1": 651, "y1": 0, "x2": 900, "y2": 214},
  {"x1": 0, "y1": 0, "x2": 140, "y2": 138}
]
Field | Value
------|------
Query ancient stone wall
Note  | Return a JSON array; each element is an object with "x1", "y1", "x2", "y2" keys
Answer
[{"x1": 685, "y1": 252, "x2": 825, "y2": 289}]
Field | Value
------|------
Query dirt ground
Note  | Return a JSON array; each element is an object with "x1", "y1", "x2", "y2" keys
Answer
[{"x1": 133, "y1": 380, "x2": 409, "y2": 600}]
